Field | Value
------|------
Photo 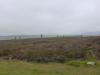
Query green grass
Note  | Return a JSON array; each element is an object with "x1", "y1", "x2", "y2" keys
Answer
[{"x1": 0, "y1": 60, "x2": 100, "y2": 75}]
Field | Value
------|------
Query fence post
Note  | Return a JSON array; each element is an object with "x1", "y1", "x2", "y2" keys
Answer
[{"x1": 41, "y1": 34, "x2": 43, "y2": 38}]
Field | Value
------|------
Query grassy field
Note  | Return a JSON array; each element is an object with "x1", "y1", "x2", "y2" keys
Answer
[
  {"x1": 0, "y1": 37, "x2": 100, "y2": 75},
  {"x1": 0, "y1": 60, "x2": 100, "y2": 75}
]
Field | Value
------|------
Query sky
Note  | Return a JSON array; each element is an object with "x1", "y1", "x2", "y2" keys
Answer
[{"x1": 0, "y1": 0, "x2": 100, "y2": 35}]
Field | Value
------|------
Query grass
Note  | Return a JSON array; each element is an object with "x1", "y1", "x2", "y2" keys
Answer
[
  {"x1": 0, "y1": 37, "x2": 100, "y2": 75},
  {"x1": 0, "y1": 60, "x2": 100, "y2": 75}
]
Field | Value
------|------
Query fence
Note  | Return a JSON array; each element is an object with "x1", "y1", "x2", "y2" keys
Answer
[
  {"x1": 0, "y1": 35, "x2": 84, "y2": 40},
  {"x1": 0, "y1": 35, "x2": 61, "y2": 40}
]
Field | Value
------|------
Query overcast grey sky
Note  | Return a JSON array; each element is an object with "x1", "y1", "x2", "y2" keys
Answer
[{"x1": 0, "y1": 0, "x2": 100, "y2": 35}]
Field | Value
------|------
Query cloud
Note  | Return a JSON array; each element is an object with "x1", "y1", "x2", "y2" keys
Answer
[{"x1": 0, "y1": 0, "x2": 100, "y2": 35}]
